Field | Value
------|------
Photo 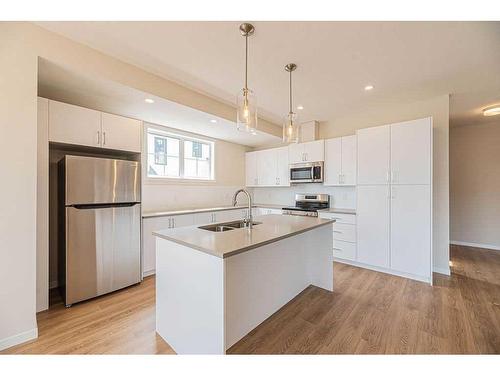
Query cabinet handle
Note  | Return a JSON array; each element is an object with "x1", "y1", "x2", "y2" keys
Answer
[
  {"x1": 96, "y1": 131, "x2": 100, "y2": 145},
  {"x1": 390, "y1": 171, "x2": 394, "y2": 183},
  {"x1": 333, "y1": 247, "x2": 343, "y2": 252},
  {"x1": 332, "y1": 217, "x2": 342, "y2": 221},
  {"x1": 333, "y1": 230, "x2": 343, "y2": 234},
  {"x1": 386, "y1": 171, "x2": 390, "y2": 183},
  {"x1": 103, "y1": 132, "x2": 106, "y2": 146}
]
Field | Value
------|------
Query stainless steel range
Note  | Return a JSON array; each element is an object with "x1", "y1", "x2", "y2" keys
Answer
[{"x1": 282, "y1": 193, "x2": 330, "y2": 217}]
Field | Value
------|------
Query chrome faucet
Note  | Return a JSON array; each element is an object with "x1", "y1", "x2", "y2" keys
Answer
[{"x1": 232, "y1": 188, "x2": 253, "y2": 228}]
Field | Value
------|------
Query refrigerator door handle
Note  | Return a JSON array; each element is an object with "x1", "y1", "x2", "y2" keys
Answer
[{"x1": 71, "y1": 202, "x2": 140, "y2": 210}]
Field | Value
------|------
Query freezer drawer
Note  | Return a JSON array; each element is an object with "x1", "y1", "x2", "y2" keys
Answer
[
  {"x1": 65, "y1": 155, "x2": 140, "y2": 205},
  {"x1": 65, "y1": 203, "x2": 141, "y2": 305}
]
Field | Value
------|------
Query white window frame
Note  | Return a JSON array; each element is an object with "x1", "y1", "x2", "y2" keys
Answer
[{"x1": 144, "y1": 123, "x2": 215, "y2": 183}]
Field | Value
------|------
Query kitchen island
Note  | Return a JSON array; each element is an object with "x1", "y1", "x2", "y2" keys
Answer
[{"x1": 153, "y1": 214, "x2": 335, "y2": 354}]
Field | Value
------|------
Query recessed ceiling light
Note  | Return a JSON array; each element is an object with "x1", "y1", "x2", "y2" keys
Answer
[
  {"x1": 210, "y1": 119, "x2": 217, "y2": 123},
  {"x1": 483, "y1": 106, "x2": 500, "y2": 117},
  {"x1": 297, "y1": 105, "x2": 304, "y2": 110},
  {"x1": 364, "y1": 85, "x2": 374, "y2": 91},
  {"x1": 144, "y1": 98, "x2": 155, "y2": 104}
]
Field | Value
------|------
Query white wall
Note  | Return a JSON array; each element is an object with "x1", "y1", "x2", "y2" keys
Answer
[
  {"x1": 450, "y1": 121, "x2": 500, "y2": 250},
  {"x1": 319, "y1": 94, "x2": 450, "y2": 274},
  {"x1": 0, "y1": 24, "x2": 39, "y2": 350}
]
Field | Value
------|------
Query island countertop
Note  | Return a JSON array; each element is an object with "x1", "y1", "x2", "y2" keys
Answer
[{"x1": 153, "y1": 214, "x2": 335, "y2": 259}]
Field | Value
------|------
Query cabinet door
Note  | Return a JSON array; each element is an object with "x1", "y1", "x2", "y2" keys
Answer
[
  {"x1": 288, "y1": 143, "x2": 304, "y2": 164},
  {"x1": 101, "y1": 112, "x2": 142, "y2": 153},
  {"x1": 48, "y1": 100, "x2": 101, "y2": 147},
  {"x1": 341, "y1": 135, "x2": 357, "y2": 185},
  {"x1": 303, "y1": 140, "x2": 325, "y2": 162},
  {"x1": 170, "y1": 214, "x2": 194, "y2": 228},
  {"x1": 357, "y1": 125, "x2": 390, "y2": 185},
  {"x1": 324, "y1": 138, "x2": 342, "y2": 185},
  {"x1": 390, "y1": 185, "x2": 431, "y2": 278},
  {"x1": 276, "y1": 146, "x2": 290, "y2": 186},
  {"x1": 390, "y1": 118, "x2": 431, "y2": 185},
  {"x1": 356, "y1": 185, "x2": 390, "y2": 268},
  {"x1": 257, "y1": 149, "x2": 276, "y2": 186},
  {"x1": 193, "y1": 212, "x2": 214, "y2": 225},
  {"x1": 245, "y1": 152, "x2": 258, "y2": 186},
  {"x1": 142, "y1": 216, "x2": 170, "y2": 275}
]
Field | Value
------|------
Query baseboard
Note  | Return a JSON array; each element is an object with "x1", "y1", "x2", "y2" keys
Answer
[
  {"x1": 433, "y1": 265, "x2": 451, "y2": 276},
  {"x1": 451, "y1": 241, "x2": 500, "y2": 251},
  {"x1": 333, "y1": 258, "x2": 431, "y2": 284},
  {"x1": 0, "y1": 328, "x2": 38, "y2": 352},
  {"x1": 142, "y1": 269, "x2": 156, "y2": 278}
]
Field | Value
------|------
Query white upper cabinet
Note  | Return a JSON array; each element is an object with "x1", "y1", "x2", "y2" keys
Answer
[
  {"x1": 288, "y1": 140, "x2": 324, "y2": 163},
  {"x1": 49, "y1": 100, "x2": 101, "y2": 148},
  {"x1": 245, "y1": 147, "x2": 290, "y2": 187},
  {"x1": 390, "y1": 118, "x2": 431, "y2": 185},
  {"x1": 101, "y1": 112, "x2": 142, "y2": 153},
  {"x1": 288, "y1": 143, "x2": 304, "y2": 164},
  {"x1": 357, "y1": 125, "x2": 390, "y2": 185},
  {"x1": 324, "y1": 138, "x2": 342, "y2": 185},
  {"x1": 341, "y1": 135, "x2": 357, "y2": 185},
  {"x1": 47, "y1": 99, "x2": 142, "y2": 153},
  {"x1": 257, "y1": 149, "x2": 276, "y2": 186},
  {"x1": 275, "y1": 146, "x2": 290, "y2": 186},
  {"x1": 245, "y1": 152, "x2": 258, "y2": 187},
  {"x1": 324, "y1": 135, "x2": 357, "y2": 186}
]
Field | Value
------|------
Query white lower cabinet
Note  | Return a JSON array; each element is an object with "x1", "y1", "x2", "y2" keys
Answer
[
  {"x1": 319, "y1": 212, "x2": 357, "y2": 262},
  {"x1": 142, "y1": 214, "x2": 194, "y2": 276},
  {"x1": 390, "y1": 185, "x2": 431, "y2": 278},
  {"x1": 356, "y1": 185, "x2": 390, "y2": 268}
]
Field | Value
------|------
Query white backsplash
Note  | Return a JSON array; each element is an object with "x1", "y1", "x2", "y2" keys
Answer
[
  {"x1": 251, "y1": 185, "x2": 356, "y2": 209},
  {"x1": 142, "y1": 184, "x2": 244, "y2": 212}
]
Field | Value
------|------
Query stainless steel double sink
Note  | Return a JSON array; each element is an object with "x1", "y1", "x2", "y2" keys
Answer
[{"x1": 198, "y1": 220, "x2": 262, "y2": 232}]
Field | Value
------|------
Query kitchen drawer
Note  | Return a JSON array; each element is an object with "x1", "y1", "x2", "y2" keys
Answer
[
  {"x1": 333, "y1": 223, "x2": 356, "y2": 243},
  {"x1": 319, "y1": 212, "x2": 356, "y2": 225},
  {"x1": 333, "y1": 240, "x2": 356, "y2": 261}
]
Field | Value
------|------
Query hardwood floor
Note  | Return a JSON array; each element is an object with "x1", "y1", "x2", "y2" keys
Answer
[
  {"x1": 2, "y1": 276, "x2": 175, "y2": 354},
  {"x1": 229, "y1": 245, "x2": 500, "y2": 354},
  {"x1": 3, "y1": 245, "x2": 500, "y2": 354}
]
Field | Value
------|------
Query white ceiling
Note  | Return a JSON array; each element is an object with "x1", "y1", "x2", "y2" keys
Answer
[
  {"x1": 38, "y1": 59, "x2": 280, "y2": 147},
  {"x1": 36, "y1": 21, "x2": 500, "y2": 128}
]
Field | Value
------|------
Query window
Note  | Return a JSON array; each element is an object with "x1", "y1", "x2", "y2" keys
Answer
[{"x1": 146, "y1": 126, "x2": 214, "y2": 180}]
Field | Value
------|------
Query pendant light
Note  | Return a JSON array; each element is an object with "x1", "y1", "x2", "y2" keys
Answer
[
  {"x1": 283, "y1": 63, "x2": 299, "y2": 143},
  {"x1": 236, "y1": 23, "x2": 258, "y2": 134}
]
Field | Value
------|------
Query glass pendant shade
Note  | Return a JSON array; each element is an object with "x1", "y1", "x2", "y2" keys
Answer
[
  {"x1": 283, "y1": 111, "x2": 299, "y2": 143},
  {"x1": 237, "y1": 88, "x2": 258, "y2": 134}
]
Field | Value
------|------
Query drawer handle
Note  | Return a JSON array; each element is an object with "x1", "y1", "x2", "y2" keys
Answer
[
  {"x1": 333, "y1": 247, "x2": 343, "y2": 252},
  {"x1": 333, "y1": 230, "x2": 343, "y2": 234},
  {"x1": 332, "y1": 217, "x2": 342, "y2": 220}
]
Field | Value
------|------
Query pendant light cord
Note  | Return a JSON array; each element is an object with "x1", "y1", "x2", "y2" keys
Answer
[
  {"x1": 289, "y1": 69, "x2": 293, "y2": 115},
  {"x1": 245, "y1": 35, "x2": 248, "y2": 91}
]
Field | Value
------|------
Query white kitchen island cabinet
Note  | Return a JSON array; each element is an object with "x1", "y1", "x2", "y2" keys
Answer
[{"x1": 154, "y1": 214, "x2": 334, "y2": 354}]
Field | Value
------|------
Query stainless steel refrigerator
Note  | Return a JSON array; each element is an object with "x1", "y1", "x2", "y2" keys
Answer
[{"x1": 58, "y1": 155, "x2": 141, "y2": 306}]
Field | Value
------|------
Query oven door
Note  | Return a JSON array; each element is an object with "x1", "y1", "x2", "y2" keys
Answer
[{"x1": 290, "y1": 164, "x2": 314, "y2": 183}]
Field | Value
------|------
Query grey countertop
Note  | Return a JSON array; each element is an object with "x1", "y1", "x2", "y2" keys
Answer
[
  {"x1": 318, "y1": 208, "x2": 356, "y2": 215},
  {"x1": 142, "y1": 203, "x2": 284, "y2": 218},
  {"x1": 153, "y1": 214, "x2": 335, "y2": 258}
]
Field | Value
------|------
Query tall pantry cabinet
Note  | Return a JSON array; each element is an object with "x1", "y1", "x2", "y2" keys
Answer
[{"x1": 356, "y1": 117, "x2": 432, "y2": 283}]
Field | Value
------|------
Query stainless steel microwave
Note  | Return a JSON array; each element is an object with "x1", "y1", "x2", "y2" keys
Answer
[{"x1": 289, "y1": 162, "x2": 324, "y2": 184}]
